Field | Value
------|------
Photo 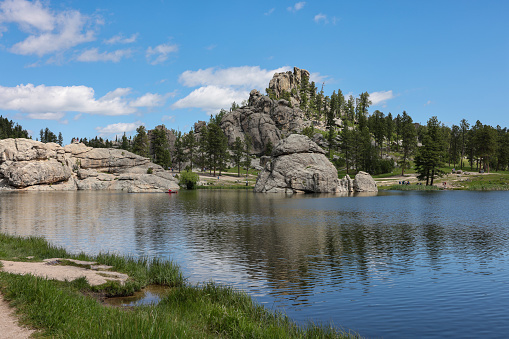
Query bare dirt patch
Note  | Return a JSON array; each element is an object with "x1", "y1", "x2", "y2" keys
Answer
[{"x1": 0, "y1": 258, "x2": 128, "y2": 286}]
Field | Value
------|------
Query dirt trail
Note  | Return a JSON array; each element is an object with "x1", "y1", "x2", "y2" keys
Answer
[{"x1": 0, "y1": 295, "x2": 35, "y2": 339}]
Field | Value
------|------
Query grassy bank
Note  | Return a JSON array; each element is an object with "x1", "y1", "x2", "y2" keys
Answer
[{"x1": 0, "y1": 234, "x2": 357, "y2": 338}]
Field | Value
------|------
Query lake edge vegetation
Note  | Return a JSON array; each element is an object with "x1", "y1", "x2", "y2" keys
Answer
[{"x1": 0, "y1": 233, "x2": 358, "y2": 338}]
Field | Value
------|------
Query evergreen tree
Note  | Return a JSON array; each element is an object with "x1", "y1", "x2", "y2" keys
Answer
[
  {"x1": 173, "y1": 131, "x2": 187, "y2": 172},
  {"x1": 459, "y1": 119, "x2": 470, "y2": 169},
  {"x1": 398, "y1": 111, "x2": 416, "y2": 175},
  {"x1": 475, "y1": 123, "x2": 497, "y2": 173},
  {"x1": 120, "y1": 132, "x2": 130, "y2": 151},
  {"x1": 414, "y1": 116, "x2": 446, "y2": 185},
  {"x1": 385, "y1": 112, "x2": 394, "y2": 152},
  {"x1": 0, "y1": 116, "x2": 30, "y2": 139},
  {"x1": 232, "y1": 137, "x2": 244, "y2": 177},
  {"x1": 152, "y1": 128, "x2": 171, "y2": 169},
  {"x1": 370, "y1": 110, "x2": 386, "y2": 157},
  {"x1": 183, "y1": 130, "x2": 197, "y2": 171},
  {"x1": 132, "y1": 126, "x2": 150, "y2": 157},
  {"x1": 196, "y1": 126, "x2": 209, "y2": 172}
]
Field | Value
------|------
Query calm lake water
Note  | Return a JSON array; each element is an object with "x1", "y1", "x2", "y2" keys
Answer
[{"x1": 1, "y1": 190, "x2": 508, "y2": 338}]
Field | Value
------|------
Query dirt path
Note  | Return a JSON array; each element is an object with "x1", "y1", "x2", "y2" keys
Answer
[
  {"x1": 0, "y1": 294, "x2": 34, "y2": 339},
  {"x1": 0, "y1": 258, "x2": 130, "y2": 338}
]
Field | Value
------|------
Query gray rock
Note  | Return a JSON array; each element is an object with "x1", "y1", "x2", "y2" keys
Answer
[
  {"x1": 268, "y1": 67, "x2": 310, "y2": 105},
  {"x1": 353, "y1": 171, "x2": 378, "y2": 192},
  {"x1": 220, "y1": 86, "x2": 310, "y2": 155},
  {"x1": 0, "y1": 138, "x2": 179, "y2": 192},
  {"x1": 254, "y1": 135, "x2": 339, "y2": 193}
]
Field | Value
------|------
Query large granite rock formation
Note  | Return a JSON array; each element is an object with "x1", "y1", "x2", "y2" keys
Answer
[
  {"x1": 254, "y1": 134, "x2": 339, "y2": 193},
  {"x1": 254, "y1": 135, "x2": 378, "y2": 194},
  {"x1": 221, "y1": 89, "x2": 310, "y2": 155},
  {"x1": 268, "y1": 67, "x2": 310, "y2": 107},
  {"x1": 0, "y1": 138, "x2": 179, "y2": 192}
]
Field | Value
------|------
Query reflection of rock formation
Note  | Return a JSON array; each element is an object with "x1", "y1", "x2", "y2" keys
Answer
[{"x1": 0, "y1": 138, "x2": 178, "y2": 192}]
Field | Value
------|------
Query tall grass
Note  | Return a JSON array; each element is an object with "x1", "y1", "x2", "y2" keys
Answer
[{"x1": 0, "y1": 233, "x2": 358, "y2": 338}]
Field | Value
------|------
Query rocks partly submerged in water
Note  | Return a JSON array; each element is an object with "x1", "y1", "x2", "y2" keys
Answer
[
  {"x1": 254, "y1": 134, "x2": 377, "y2": 194},
  {"x1": 0, "y1": 138, "x2": 179, "y2": 192}
]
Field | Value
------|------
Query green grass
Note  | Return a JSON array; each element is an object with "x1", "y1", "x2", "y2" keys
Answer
[{"x1": 0, "y1": 233, "x2": 358, "y2": 338}]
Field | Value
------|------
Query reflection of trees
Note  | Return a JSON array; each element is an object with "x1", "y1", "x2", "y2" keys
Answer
[
  {"x1": 2, "y1": 190, "x2": 507, "y2": 303},
  {"x1": 171, "y1": 191, "x2": 508, "y2": 300}
]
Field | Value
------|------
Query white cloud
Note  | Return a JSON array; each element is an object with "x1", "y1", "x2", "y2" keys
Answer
[
  {"x1": 95, "y1": 122, "x2": 142, "y2": 136},
  {"x1": 424, "y1": 100, "x2": 432, "y2": 107},
  {"x1": 314, "y1": 13, "x2": 328, "y2": 24},
  {"x1": 146, "y1": 43, "x2": 178, "y2": 65},
  {"x1": 76, "y1": 48, "x2": 132, "y2": 63},
  {"x1": 172, "y1": 86, "x2": 249, "y2": 115},
  {"x1": 130, "y1": 93, "x2": 166, "y2": 108},
  {"x1": 288, "y1": 2, "x2": 305, "y2": 12},
  {"x1": 8, "y1": 9, "x2": 95, "y2": 56},
  {"x1": 179, "y1": 66, "x2": 291, "y2": 89},
  {"x1": 370, "y1": 90, "x2": 395, "y2": 106},
  {"x1": 104, "y1": 33, "x2": 138, "y2": 44},
  {"x1": 264, "y1": 8, "x2": 275, "y2": 16},
  {"x1": 0, "y1": 84, "x2": 170, "y2": 116},
  {"x1": 26, "y1": 112, "x2": 65, "y2": 120},
  {"x1": 0, "y1": 0, "x2": 54, "y2": 32},
  {"x1": 309, "y1": 72, "x2": 330, "y2": 85}
]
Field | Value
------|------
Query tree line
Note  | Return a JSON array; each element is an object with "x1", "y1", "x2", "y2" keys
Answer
[{"x1": 0, "y1": 115, "x2": 30, "y2": 139}]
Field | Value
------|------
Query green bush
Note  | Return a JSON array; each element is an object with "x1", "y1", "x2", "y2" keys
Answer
[
  {"x1": 179, "y1": 170, "x2": 199, "y2": 189},
  {"x1": 146, "y1": 167, "x2": 153, "y2": 174}
]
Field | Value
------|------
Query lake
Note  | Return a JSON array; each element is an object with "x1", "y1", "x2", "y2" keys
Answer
[{"x1": 1, "y1": 190, "x2": 508, "y2": 338}]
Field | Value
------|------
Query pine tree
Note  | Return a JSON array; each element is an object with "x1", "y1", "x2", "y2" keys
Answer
[
  {"x1": 183, "y1": 130, "x2": 197, "y2": 171},
  {"x1": 398, "y1": 111, "x2": 416, "y2": 175},
  {"x1": 232, "y1": 137, "x2": 244, "y2": 177},
  {"x1": 132, "y1": 126, "x2": 149, "y2": 157},
  {"x1": 414, "y1": 116, "x2": 446, "y2": 185}
]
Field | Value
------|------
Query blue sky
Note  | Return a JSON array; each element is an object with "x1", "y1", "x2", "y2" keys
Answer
[{"x1": 0, "y1": 0, "x2": 507, "y2": 143}]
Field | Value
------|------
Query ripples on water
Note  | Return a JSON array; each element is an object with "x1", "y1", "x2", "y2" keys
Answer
[{"x1": 1, "y1": 190, "x2": 508, "y2": 338}]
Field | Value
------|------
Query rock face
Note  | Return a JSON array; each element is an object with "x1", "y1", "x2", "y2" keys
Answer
[
  {"x1": 221, "y1": 89, "x2": 310, "y2": 155},
  {"x1": 268, "y1": 67, "x2": 310, "y2": 107},
  {"x1": 254, "y1": 134, "x2": 339, "y2": 193},
  {"x1": 254, "y1": 135, "x2": 378, "y2": 194},
  {"x1": 0, "y1": 138, "x2": 179, "y2": 192}
]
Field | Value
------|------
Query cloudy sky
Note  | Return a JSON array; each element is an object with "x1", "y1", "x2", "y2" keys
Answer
[{"x1": 0, "y1": 0, "x2": 507, "y2": 142}]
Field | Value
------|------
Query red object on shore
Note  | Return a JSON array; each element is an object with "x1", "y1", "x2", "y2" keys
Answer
[{"x1": 168, "y1": 189, "x2": 177, "y2": 194}]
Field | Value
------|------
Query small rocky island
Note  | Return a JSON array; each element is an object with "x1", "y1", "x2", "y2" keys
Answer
[{"x1": 0, "y1": 138, "x2": 179, "y2": 192}]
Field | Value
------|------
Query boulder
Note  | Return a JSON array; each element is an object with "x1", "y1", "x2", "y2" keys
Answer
[
  {"x1": 353, "y1": 171, "x2": 378, "y2": 192},
  {"x1": 254, "y1": 134, "x2": 339, "y2": 193}
]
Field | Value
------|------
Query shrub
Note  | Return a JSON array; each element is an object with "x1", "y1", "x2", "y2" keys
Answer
[
  {"x1": 147, "y1": 167, "x2": 153, "y2": 174},
  {"x1": 179, "y1": 170, "x2": 199, "y2": 189}
]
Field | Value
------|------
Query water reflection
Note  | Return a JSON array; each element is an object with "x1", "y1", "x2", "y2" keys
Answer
[{"x1": 1, "y1": 190, "x2": 508, "y2": 338}]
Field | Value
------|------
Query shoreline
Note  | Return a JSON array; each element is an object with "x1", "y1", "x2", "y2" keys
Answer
[{"x1": 0, "y1": 233, "x2": 358, "y2": 338}]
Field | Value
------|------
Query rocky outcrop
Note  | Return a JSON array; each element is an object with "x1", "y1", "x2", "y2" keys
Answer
[
  {"x1": 0, "y1": 138, "x2": 179, "y2": 192},
  {"x1": 254, "y1": 134, "x2": 339, "y2": 193},
  {"x1": 254, "y1": 135, "x2": 378, "y2": 194},
  {"x1": 268, "y1": 67, "x2": 310, "y2": 107},
  {"x1": 221, "y1": 89, "x2": 310, "y2": 155}
]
